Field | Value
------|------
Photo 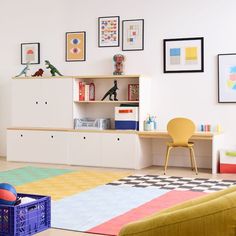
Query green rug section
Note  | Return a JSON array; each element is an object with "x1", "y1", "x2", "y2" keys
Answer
[{"x1": 0, "y1": 166, "x2": 74, "y2": 186}]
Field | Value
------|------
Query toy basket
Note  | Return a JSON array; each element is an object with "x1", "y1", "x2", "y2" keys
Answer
[
  {"x1": 74, "y1": 118, "x2": 111, "y2": 130},
  {"x1": 0, "y1": 193, "x2": 51, "y2": 236}
]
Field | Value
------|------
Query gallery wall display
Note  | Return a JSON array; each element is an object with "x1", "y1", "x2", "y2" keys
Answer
[
  {"x1": 98, "y1": 16, "x2": 120, "y2": 47},
  {"x1": 21, "y1": 43, "x2": 40, "y2": 65},
  {"x1": 66, "y1": 31, "x2": 86, "y2": 62},
  {"x1": 163, "y1": 37, "x2": 204, "y2": 73},
  {"x1": 218, "y1": 53, "x2": 236, "y2": 103},
  {"x1": 122, "y1": 19, "x2": 144, "y2": 51}
]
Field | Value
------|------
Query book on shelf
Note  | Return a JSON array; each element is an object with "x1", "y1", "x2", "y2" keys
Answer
[{"x1": 78, "y1": 81, "x2": 95, "y2": 101}]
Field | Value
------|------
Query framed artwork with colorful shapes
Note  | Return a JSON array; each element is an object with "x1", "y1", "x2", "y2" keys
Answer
[
  {"x1": 218, "y1": 53, "x2": 236, "y2": 103},
  {"x1": 66, "y1": 31, "x2": 86, "y2": 62},
  {"x1": 122, "y1": 19, "x2": 144, "y2": 51},
  {"x1": 163, "y1": 37, "x2": 204, "y2": 73},
  {"x1": 98, "y1": 16, "x2": 120, "y2": 47},
  {"x1": 21, "y1": 42, "x2": 40, "y2": 65}
]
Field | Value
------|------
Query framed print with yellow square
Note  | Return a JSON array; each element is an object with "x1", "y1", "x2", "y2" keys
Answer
[
  {"x1": 163, "y1": 37, "x2": 204, "y2": 73},
  {"x1": 66, "y1": 31, "x2": 86, "y2": 62}
]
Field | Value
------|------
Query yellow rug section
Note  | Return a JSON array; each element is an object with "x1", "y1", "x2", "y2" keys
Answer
[{"x1": 16, "y1": 170, "x2": 130, "y2": 200}]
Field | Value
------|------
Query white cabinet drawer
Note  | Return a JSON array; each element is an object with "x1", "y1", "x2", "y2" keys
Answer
[
  {"x1": 101, "y1": 133, "x2": 138, "y2": 168},
  {"x1": 7, "y1": 130, "x2": 68, "y2": 164},
  {"x1": 68, "y1": 132, "x2": 102, "y2": 166}
]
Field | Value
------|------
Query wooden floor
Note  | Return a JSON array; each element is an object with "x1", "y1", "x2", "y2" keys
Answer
[{"x1": 1, "y1": 157, "x2": 235, "y2": 236}]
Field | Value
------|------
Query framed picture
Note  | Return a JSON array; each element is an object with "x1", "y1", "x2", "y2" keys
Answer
[
  {"x1": 163, "y1": 37, "x2": 204, "y2": 73},
  {"x1": 98, "y1": 16, "x2": 120, "y2": 47},
  {"x1": 128, "y1": 84, "x2": 139, "y2": 101},
  {"x1": 122, "y1": 19, "x2": 144, "y2": 51},
  {"x1": 218, "y1": 53, "x2": 236, "y2": 103},
  {"x1": 66, "y1": 31, "x2": 86, "y2": 62},
  {"x1": 21, "y1": 43, "x2": 40, "y2": 65}
]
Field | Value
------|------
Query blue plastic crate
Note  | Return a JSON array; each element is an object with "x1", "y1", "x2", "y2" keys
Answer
[{"x1": 0, "y1": 193, "x2": 51, "y2": 236}]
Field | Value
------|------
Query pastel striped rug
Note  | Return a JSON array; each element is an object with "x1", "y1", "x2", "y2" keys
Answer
[{"x1": 1, "y1": 167, "x2": 235, "y2": 236}]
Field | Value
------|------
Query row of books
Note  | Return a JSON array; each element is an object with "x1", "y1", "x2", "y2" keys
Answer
[{"x1": 78, "y1": 81, "x2": 95, "y2": 101}]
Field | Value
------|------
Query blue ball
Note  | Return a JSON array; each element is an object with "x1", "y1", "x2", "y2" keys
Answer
[{"x1": 0, "y1": 183, "x2": 17, "y2": 205}]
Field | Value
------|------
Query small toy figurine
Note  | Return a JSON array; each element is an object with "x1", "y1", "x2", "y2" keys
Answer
[
  {"x1": 15, "y1": 62, "x2": 30, "y2": 77},
  {"x1": 101, "y1": 80, "x2": 119, "y2": 101},
  {"x1": 113, "y1": 54, "x2": 125, "y2": 75},
  {"x1": 45, "y1": 60, "x2": 63, "y2": 76},
  {"x1": 32, "y1": 68, "x2": 44, "y2": 77}
]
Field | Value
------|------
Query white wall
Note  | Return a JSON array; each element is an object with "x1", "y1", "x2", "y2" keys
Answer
[{"x1": 0, "y1": 0, "x2": 236, "y2": 156}]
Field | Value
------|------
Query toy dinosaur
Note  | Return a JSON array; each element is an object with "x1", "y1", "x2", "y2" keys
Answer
[
  {"x1": 45, "y1": 60, "x2": 63, "y2": 76},
  {"x1": 32, "y1": 68, "x2": 44, "y2": 77},
  {"x1": 101, "y1": 80, "x2": 119, "y2": 101},
  {"x1": 15, "y1": 63, "x2": 30, "y2": 77}
]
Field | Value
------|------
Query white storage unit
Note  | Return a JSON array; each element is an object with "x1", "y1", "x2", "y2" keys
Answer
[{"x1": 7, "y1": 75, "x2": 151, "y2": 169}]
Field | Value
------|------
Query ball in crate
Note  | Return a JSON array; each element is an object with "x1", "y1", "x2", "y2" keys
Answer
[{"x1": 0, "y1": 183, "x2": 17, "y2": 205}]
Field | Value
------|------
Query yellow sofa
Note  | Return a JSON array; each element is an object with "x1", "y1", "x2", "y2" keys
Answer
[{"x1": 119, "y1": 186, "x2": 236, "y2": 236}]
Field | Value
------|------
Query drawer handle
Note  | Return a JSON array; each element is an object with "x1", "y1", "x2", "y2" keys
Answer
[
  {"x1": 51, "y1": 135, "x2": 54, "y2": 138},
  {"x1": 83, "y1": 137, "x2": 86, "y2": 140},
  {"x1": 117, "y1": 138, "x2": 120, "y2": 141},
  {"x1": 45, "y1": 101, "x2": 48, "y2": 105},
  {"x1": 35, "y1": 101, "x2": 38, "y2": 105},
  {"x1": 20, "y1": 134, "x2": 23, "y2": 137}
]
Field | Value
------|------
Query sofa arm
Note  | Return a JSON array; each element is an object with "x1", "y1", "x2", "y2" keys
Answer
[{"x1": 119, "y1": 188, "x2": 236, "y2": 236}]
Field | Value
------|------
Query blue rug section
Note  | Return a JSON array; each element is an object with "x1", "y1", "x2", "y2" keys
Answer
[{"x1": 52, "y1": 185, "x2": 169, "y2": 231}]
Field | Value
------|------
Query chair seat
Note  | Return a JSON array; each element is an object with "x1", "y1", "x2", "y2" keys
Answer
[{"x1": 167, "y1": 142, "x2": 194, "y2": 147}]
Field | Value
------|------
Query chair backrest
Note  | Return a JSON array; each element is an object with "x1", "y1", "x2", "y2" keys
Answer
[{"x1": 167, "y1": 117, "x2": 195, "y2": 145}]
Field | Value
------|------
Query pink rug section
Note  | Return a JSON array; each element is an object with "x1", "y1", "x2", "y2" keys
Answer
[{"x1": 87, "y1": 190, "x2": 207, "y2": 236}]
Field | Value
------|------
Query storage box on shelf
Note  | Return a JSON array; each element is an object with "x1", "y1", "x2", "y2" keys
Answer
[
  {"x1": 7, "y1": 75, "x2": 151, "y2": 169},
  {"x1": 0, "y1": 193, "x2": 50, "y2": 236}
]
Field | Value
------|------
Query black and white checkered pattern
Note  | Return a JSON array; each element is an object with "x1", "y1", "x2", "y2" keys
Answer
[{"x1": 107, "y1": 175, "x2": 236, "y2": 193}]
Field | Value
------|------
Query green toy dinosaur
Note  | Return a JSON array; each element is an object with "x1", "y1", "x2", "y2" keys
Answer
[
  {"x1": 15, "y1": 62, "x2": 30, "y2": 77},
  {"x1": 45, "y1": 60, "x2": 63, "y2": 76}
]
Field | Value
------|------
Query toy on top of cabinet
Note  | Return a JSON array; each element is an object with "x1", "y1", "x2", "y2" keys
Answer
[
  {"x1": 113, "y1": 54, "x2": 125, "y2": 75},
  {"x1": 45, "y1": 60, "x2": 63, "y2": 76},
  {"x1": 14, "y1": 62, "x2": 30, "y2": 77},
  {"x1": 32, "y1": 68, "x2": 44, "y2": 77}
]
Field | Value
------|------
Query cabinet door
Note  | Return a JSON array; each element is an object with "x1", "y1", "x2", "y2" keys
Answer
[
  {"x1": 41, "y1": 79, "x2": 73, "y2": 128},
  {"x1": 7, "y1": 130, "x2": 42, "y2": 162},
  {"x1": 68, "y1": 132, "x2": 102, "y2": 166},
  {"x1": 7, "y1": 130, "x2": 68, "y2": 164},
  {"x1": 11, "y1": 80, "x2": 42, "y2": 127},
  {"x1": 101, "y1": 133, "x2": 138, "y2": 168},
  {"x1": 39, "y1": 131, "x2": 68, "y2": 164}
]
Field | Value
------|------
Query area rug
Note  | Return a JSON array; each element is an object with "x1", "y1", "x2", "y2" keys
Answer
[{"x1": 1, "y1": 167, "x2": 236, "y2": 236}]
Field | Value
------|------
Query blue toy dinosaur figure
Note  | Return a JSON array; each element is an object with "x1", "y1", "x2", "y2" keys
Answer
[{"x1": 15, "y1": 63, "x2": 30, "y2": 77}]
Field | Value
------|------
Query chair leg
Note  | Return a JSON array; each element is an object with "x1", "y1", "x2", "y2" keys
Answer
[
  {"x1": 189, "y1": 147, "x2": 194, "y2": 171},
  {"x1": 190, "y1": 147, "x2": 198, "y2": 175},
  {"x1": 164, "y1": 146, "x2": 172, "y2": 175}
]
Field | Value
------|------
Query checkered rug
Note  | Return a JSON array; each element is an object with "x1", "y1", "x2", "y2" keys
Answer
[{"x1": 108, "y1": 174, "x2": 236, "y2": 193}]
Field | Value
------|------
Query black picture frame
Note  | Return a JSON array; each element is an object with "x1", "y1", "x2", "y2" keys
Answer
[
  {"x1": 65, "y1": 31, "x2": 86, "y2": 62},
  {"x1": 21, "y1": 42, "x2": 40, "y2": 65},
  {"x1": 122, "y1": 19, "x2": 144, "y2": 51},
  {"x1": 218, "y1": 53, "x2": 236, "y2": 103},
  {"x1": 163, "y1": 37, "x2": 204, "y2": 73},
  {"x1": 98, "y1": 16, "x2": 120, "y2": 47}
]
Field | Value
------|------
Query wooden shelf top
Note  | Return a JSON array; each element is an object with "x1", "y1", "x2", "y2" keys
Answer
[
  {"x1": 138, "y1": 131, "x2": 222, "y2": 140},
  {"x1": 74, "y1": 100, "x2": 139, "y2": 104},
  {"x1": 12, "y1": 75, "x2": 141, "y2": 80},
  {"x1": 7, "y1": 127, "x2": 138, "y2": 134}
]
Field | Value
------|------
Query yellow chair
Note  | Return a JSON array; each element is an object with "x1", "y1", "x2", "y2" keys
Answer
[{"x1": 164, "y1": 117, "x2": 198, "y2": 175}]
